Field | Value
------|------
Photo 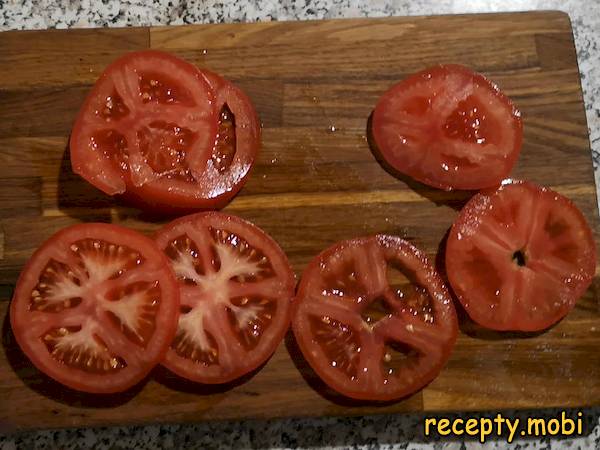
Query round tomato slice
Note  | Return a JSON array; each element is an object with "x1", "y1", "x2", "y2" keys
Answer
[
  {"x1": 70, "y1": 51, "x2": 260, "y2": 211},
  {"x1": 372, "y1": 64, "x2": 523, "y2": 190},
  {"x1": 292, "y1": 235, "x2": 457, "y2": 401},
  {"x1": 10, "y1": 223, "x2": 179, "y2": 393},
  {"x1": 446, "y1": 180, "x2": 596, "y2": 332},
  {"x1": 154, "y1": 212, "x2": 295, "y2": 384}
]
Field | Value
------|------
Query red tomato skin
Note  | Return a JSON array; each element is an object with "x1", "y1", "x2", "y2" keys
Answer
[
  {"x1": 155, "y1": 212, "x2": 295, "y2": 384},
  {"x1": 372, "y1": 64, "x2": 523, "y2": 191},
  {"x1": 116, "y1": 176, "x2": 236, "y2": 214},
  {"x1": 10, "y1": 223, "x2": 180, "y2": 394},
  {"x1": 292, "y1": 235, "x2": 458, "y2": 401},
  {"x1": 446, "y1": 180, "x2": 596, "y2": 332},
  {"x1": 70, "y1": 51, "x2": 260, "y2": 213}
]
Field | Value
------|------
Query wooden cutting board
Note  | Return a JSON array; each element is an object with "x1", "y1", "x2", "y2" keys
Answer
[{"x1": 0, "y1": 11, "x2": 599, "y2": 432}]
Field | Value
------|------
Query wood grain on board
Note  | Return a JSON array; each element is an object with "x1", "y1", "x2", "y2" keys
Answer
[{"x1": 0, "y1": 11, "x2": 599, "y2": 431}]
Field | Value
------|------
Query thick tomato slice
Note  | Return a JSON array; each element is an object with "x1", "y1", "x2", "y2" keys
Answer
[
  {"x1": 446, "y1": 180, "x2": 596, "y2": 332},
  {"x1": 154, "y1": 212, "x2": 295, "y2": 384},
  {"x1": 292, "y1": 235, "x2": 457, "y2": 401},
  {"x1": 10, "y1": 224, "x2": 179, "y2": 393},
  {"x1": 70, "y1": 50, "x2": 260, "y2": 211},
  {"x1": 372, "y1": 64, "x2": 523, "y2": 190}
]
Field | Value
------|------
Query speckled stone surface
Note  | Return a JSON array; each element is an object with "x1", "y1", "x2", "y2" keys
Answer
[{"x1": 0, "y1": 1, "x2": 599, "y2": 449}]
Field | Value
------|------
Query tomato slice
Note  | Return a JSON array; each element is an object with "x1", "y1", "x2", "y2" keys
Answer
[
  {"x1": 292, "y1": 235, "x2": 457, "y2": 401},
  {"x1": 372, "y1": 64, "x2": 523, "y2": 190},
  {"x1": 70, "y1": 51, "x2": 260, "y2": 211},
  {"x1": 10, "y1": 223, "x2": 179, "y2": 393},
  {"x1": 446, "y1": 180, "x2": 596, "y2": 331},
  {"x1": 154, "y1": 212, "x2": 295, "y2": 384}
]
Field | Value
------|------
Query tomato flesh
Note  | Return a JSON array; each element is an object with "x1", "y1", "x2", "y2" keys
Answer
[
  {"x1": 446, "y1": 180, "x2": 597, "y2": 331},
  {"x1": 154, "y1": 212, "x2": 295, "y2": 384},
  {"x1": 70, "y1": 51, "x2": 260, "y2": 211},
  {"x1": 372, "y1": 64, "x2": 523, "y2": 190},
  {"x1": 10, "y1": 224, "x2": 179, "y2": 393},
  {"x1": 212, "y1": 104, "x2": 237, "y2": 172},
  {"x1": 292, "y1": 235, "x2": 457, "y2": 401}
]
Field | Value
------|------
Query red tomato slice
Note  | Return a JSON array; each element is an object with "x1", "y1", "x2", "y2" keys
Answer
[
  {"x1": 154, "y1": 212, "x2": 295, "y2": 384},
  {"x1": 446, "y1": 180, "x2": 596, "y2": 331},
  {"x1": 70, "y1": 51, "x2": 260, "y2": 211},
  {"x1": 292, "y1": 235, "x2": 457, "y2": 401},
  {"x1": 372, "y1": 64, "x2": 523, "y2": 190},
  {"x1": 10, "y1": 223, "x2": 179, "y2": 393}
]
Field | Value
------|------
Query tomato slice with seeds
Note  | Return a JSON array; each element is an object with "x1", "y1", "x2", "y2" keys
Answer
[
  {"x1": 446, "y1": 180, "x2": 596, "y2": 331},
  {"x1": 154, "y1": 212, "x2": 295, "y2": 384},
  {"x1": 292, "y1": 235, "x2": 458, "y2": 401},
  {"x1": 70, "y1": 51, "x2": 260, "y2": 211},
  {"x1": 372, "y1": 64, "x2": 523, "y2": 190},
  {"x1": 10, "y1": 224, "x2": 179, "y2": 393}
]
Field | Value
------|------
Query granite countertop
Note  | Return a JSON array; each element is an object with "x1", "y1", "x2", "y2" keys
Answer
[{"x1": 1, "y1": 1, "x2": 599, "y2": 449}]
